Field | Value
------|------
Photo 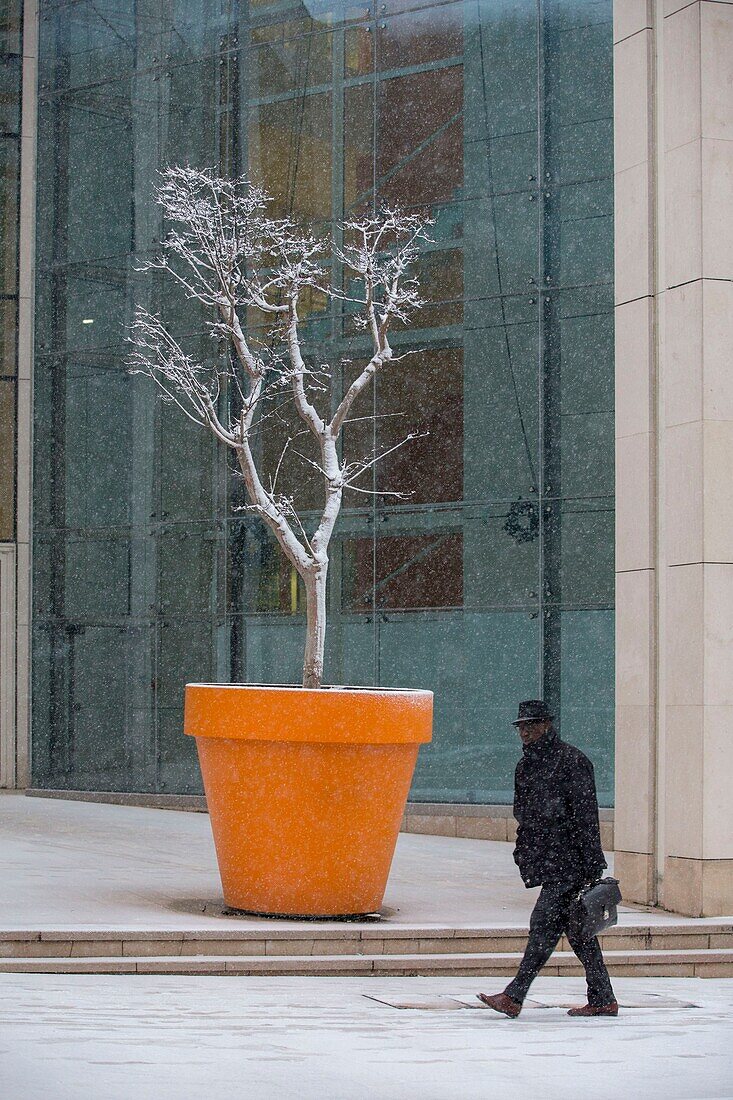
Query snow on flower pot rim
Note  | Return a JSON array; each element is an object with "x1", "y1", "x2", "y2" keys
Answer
[{"x1": 184, "y1": 683, "x2": 433, "y2": 918}]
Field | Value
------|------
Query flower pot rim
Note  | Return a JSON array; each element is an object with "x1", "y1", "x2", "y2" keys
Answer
[
  {"x1": 186, "y1": 681, "x2": 432, "y2": 697},
  {"x1": 184, "y1": 682, "x2": 433, "y2": 745}
]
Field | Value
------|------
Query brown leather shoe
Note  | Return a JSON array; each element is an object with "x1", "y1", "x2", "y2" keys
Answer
[
  {"x1": 477, "y1": 993, "x2": 522, "y2": 1018},
  {"x1": 568, "y1": 1001, "x2": 619, "y2": 1017}
]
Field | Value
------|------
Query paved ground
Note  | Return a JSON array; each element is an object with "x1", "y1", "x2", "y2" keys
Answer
[
  {"x1": 1, "y1": 792, "x2": 720, "y2": 932},
  {"x1": 0, "y1": 974, "x2": 731, "y2": 1100},
  {"x1": 3, "y1": 795, "x2": 732, "y2": 1096}
]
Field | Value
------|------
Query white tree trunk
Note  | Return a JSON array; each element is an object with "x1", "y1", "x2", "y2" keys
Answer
[{"x1": 302, "y1": 562, "x2": 328, "y2": 689}]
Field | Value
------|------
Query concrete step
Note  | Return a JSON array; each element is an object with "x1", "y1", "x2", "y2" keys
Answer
[
  {"x1": 1, "y1": 948, "x2": 732, "y2": 977},
  {"x1": 1, "y1": 924, "x2": 731, "y2": 960}
]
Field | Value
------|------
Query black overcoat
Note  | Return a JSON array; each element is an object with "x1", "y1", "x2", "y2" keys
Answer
[{"x1": 512, "y1": 728, "x2": 607, "y2": 889}]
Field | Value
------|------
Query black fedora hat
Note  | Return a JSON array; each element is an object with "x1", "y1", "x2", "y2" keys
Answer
[{"x1": 512, "y1": 699, "x2": 554, "y2": 725}]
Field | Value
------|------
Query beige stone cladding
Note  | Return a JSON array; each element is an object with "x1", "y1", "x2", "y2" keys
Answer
[
  {"x1": 400, "y1": 803, "x2": 614, "y2": 852},
  {"x1": 614, "y1": 0, "x2": 733, "y2": 916}
]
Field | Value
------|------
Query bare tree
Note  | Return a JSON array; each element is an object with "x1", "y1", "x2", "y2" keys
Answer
[{"x1": 129, "y1": 166, "x2": 432, "y2": 688}]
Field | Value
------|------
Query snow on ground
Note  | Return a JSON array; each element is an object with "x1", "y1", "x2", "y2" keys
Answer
[
  {"x1": 3, "y1": 793, "x2": 719, "y2": 931},
  {"x1": 0, "y1": 975, "x2": 731, "y2": 1100}
]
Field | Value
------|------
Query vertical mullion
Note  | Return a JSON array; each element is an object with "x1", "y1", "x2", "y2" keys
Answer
[
  {"x1": 371, "y1": 4, "x2": 379, "y2": 685},
  {"x1": 228, "y1": 0, "x2": 252, "y2": 683},
  {"x1": 536, "y1": 0, "x2": 546, "y2": 698},
  {"x1": 329, "y1": 18, "x2": 345, "y2": 683},
  {"x1": 538, "y1": 0, "x2": 561, "y2": 726},
  {"x1": 47, "y1": 11, "x2": 70, "y2": 781},
  {"x1": 215, "y1": 11, "x2": 241, "y2": 685}
]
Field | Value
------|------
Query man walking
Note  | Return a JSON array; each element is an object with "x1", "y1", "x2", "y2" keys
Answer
[{"x1": 477, "y1": 700, "x2": 618, "y2": 1018}]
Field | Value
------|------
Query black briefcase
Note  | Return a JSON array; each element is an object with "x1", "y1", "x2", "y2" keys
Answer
[{"x1": 568, "y1": 877, "x2": 622, "y2": 941}]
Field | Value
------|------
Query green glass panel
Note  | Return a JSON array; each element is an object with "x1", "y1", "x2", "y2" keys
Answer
[
  {"x1": 157, "y1": 707, "x2": 203, "y2": 794},
  {"x1": 163, "y1": 57, "x2": 222, "y2": 167},
  {"x1": 249, "y1": 93, "x2": 333, "y2": 220},
  {"x1": 544, "y1": 498, "x2": 614, "y2": 609},
  {"x1": 463, "y1": 508, "x2": 539, "y2": 611},
  {"x1": 63, "y1": 88, "x2": 133, "y2": 267},
  {"x1": 463, "y1": 322, "x2": 539, "y2": 503},
  {"x1": 229, "y1": 521, "x2": 292, "y2": 615},
  {"x1": 158, "y1": 526, "x2": 219, "y2": 616},
  {"x1": 31, "y1": 0, "x2": 615, "y2": 802},
  {"x1": 0, "y1": 0, "x2": 22, "y2": 53},
  {"x1": 157, "y1": 617, "x2": 215, "y2": 710},
  {"x1": 0, "y1": 54, "x2": 21, "y2": 131},
  {"x1": 30, "y1": 623, "x2": 53, "y2": 782},
  {"x1": 377, "y1": 345, "x2": 463, "y2": 504},
  {"x1": 377, "y1": 4, "x2": 463, "y2": 72},
  {"x1": 64, "y1": 536, "x2": 131, "y2": 618},
  {"x1": 343, "y1": 81, "x2": 373, "y2": 210},
  {"x1": 63, "y1": 274, "x2": 126, "y2": 352},
  {"x1": 376, "y1": 66, "x2": 463, "y2": 208},
  {"x1": 159, "y1": 415, "x2": 216, "y2": 524},
  {"x1": 342, "y1": 531, "x2": 463, "y2": 612},
  {"x1": 250, "y1": 17, "x2": 332, "y2": 98},
  {"x1": 64, "y1": 368, "x2": 132, "y2": 529},
  {"x1": 559, "y1": 609, "x2": 614, "y2": 805},
  {"x1": 385, "y1": 611, "x2": 540, "y2": 802},
  {"x1": 65, "y1": 625, "x2": 131, "y2": 788},
  {"x1": 54, "y1": 5, "x2": 136, "y2": 90},
  {"x1": 242, "y1": 615, "x2": 305, "y2": 685},
  {"x1": 332, "y1": 616, "x2": 377, "y2": 687}
]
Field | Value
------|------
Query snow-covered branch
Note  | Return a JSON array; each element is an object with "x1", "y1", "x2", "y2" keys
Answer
[
  {"x1": 329, "y1": 209, "x2": 433, "y2": 438},
  {"x1": 128, "y1": 166, "x2": 432, "y2": 687},
  {"x1": 128, "y1": 307, "x2": 237, "y2": 446},
  {"x1": 343, "y1": 431, "x2": 428, "y2": 488}
]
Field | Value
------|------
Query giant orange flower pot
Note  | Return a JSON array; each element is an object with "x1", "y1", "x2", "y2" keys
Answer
[{"x1": 184, "y1": 683, "x2": 433, "y2": 917}]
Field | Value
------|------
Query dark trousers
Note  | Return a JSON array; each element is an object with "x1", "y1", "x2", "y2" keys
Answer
[{"x1": 504, "y1": 884, "x2": 615, "y2": 1007}]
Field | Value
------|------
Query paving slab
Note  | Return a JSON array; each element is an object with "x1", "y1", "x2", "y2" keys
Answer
[
  {"x1": 1, "y1": 792, "x2": 730, "y2": 935},
  {"x1": 369, "y1": 991, "x2": 700, "y2": 1010}
]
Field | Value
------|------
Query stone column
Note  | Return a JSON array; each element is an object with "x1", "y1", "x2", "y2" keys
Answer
[
  {"x1": 613, "y1": 0, "x2": 658, "y2": 907},
  {"x1": 614, "y1": 0, "x2": 733, "y2": 916}
]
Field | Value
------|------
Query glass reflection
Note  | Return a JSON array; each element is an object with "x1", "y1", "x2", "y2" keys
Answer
[{"x1": 31, "y1": 0, "x2": 615, "y2": 803}]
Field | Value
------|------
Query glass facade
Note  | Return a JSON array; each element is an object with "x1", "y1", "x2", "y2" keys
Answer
[
  {"x1": 32, "y1": 0, "x2": 614, "y2": 803},
  {"x1": 0, "y1": 0, "x2": 23, "y2": 539}
]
